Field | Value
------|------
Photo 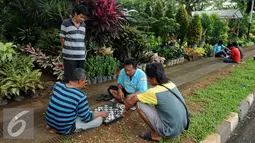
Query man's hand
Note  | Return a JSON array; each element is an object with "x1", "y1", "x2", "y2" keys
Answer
[
  {"x1": 122, "y1": 110, "x2": 128, "y2": 117},
  {"x1": 118, "y1": 89, "x2": 124, "y2": 101},
  {"x1": 100, "y1": 111, "x2": 109, "y2": 118}
]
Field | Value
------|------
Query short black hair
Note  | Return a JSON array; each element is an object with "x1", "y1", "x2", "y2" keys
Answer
[
  {"x1": 71, "y1": 68, "x2": 86, "y2": 81},
  {"x1": 124, "y1": 58, "x2": 137, "y2": 69},
  {"x1": 227, "y1": 43, "x2": 233, "y2": 48},
  {"x1": 232, "y1": 41, "x2": 238, "y2": 47},
  {"x1": 218, "y1": 40, "x2": 223, "y2": 45},
  {"x1": 145, "y1": 63, "x2": 168, "y2": 85},
  {"x1": 72, "y1": 4, "x2": 89, "y2": 16}
]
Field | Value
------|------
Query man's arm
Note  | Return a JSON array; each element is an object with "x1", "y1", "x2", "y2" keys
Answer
[
  {"x1": 124, "y1": 95, "x2": 139, "y2": 111},
  {"x1": 77, "y1": 96, "x2": 94, "y2": 122},
  {"x1": 60, "y1": 38, "x2": 65, "y2": 47},
  {"x1": 59, "y1": 24, "x2": 66, "y2": 47}
]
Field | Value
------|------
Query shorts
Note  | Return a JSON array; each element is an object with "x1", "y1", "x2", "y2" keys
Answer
[
  {"x1": 137, "y1": 102, "x2": 165, "y2": 137},
  {"x1": 107, "y1": 85, "x2": 131, "y2": 98}
]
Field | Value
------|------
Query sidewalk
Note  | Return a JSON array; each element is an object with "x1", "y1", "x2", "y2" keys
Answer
[{"x1": 0, "y1": 47, "x2": 254, "y2": 143}]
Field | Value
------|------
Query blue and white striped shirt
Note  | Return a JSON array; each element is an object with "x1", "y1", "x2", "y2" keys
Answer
[{"x1": 46, "y1": 82, "x2": 94, "y2": 134}]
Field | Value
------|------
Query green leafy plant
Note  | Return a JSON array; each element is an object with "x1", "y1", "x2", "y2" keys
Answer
[
  {"x1": 176, "y1": 5, "x2": 189, "y2": 46},
  {"x1": 187, "y1": 15, "x2": 202, "y2": 48},
  {"x1": 203, "y1": 43, "x2": 213, "y2": 57},
  {"x1": 85, "y1": 55, "x2": 120, "y2": 78},
  {"x1": 207, "y1": 14, "x2": 229, "y2": 44},
  {"x1": 0, "y1": 55, "x2": 43, "y2": 101},
  {"x1": 0, "y1": 42, "x2": 16, "y2": 63},
  {"x1": 112, "y1": 26, "x2": 152, "y2": 63},
  {"x1": 24, "y1": 45, "x2": 64, "y2": 80},
  {"x1": 37, "y1": 28, "x2": 61, "y2": 56},
  {"x1": 151, "y1": 17, "x2": 180, "y2": 39},
  {"x1": 152, "y1": 0, "x2": 163, "y2": 18}
]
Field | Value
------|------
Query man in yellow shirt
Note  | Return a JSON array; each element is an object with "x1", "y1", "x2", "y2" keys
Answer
[{"x1": 123, "y1": 63, "x2": 187, "y2": 142}]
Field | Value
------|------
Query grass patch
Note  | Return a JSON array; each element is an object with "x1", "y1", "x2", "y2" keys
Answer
[{"x1": 165, "y1": 59, "x2": 255, "y2": 143}]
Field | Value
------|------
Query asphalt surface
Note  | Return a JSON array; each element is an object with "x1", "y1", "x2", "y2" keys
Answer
[{"x1": 227, "y1": 103, "x2": 255, "y2": 143}]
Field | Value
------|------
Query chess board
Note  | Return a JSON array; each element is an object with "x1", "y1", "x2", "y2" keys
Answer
[{"x1": 93, "y1": 103, "x2": 125, "y2": 125}]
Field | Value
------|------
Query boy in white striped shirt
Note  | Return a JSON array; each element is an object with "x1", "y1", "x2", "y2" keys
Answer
[{"x1": 60, "y1": 4, "x2": 88, "y2": 83}]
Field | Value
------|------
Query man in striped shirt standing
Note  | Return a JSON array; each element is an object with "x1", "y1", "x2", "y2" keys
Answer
[
  {"x1": 60, "y1": 4, "x2": 88, "y2": 83},
  {"x1": 46, "y1": 68, "x2": 108, "y2": 134}
]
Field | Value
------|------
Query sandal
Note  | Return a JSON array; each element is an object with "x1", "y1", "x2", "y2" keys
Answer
[
  {"x1": 139, "y1": 132, "x2": 161, "y2": 142},
  {"x1": 103, "y1": 94, "x2": 113, "y2": 101},
  {"x1": 96, "y1": 94, "x2": 106, "y2": 101}
]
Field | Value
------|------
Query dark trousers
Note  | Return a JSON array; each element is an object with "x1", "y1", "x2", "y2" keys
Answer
[
  {"x1": 215, "y1": 49, "x2": 229, "y2": 57},
  {"x1": 63, "y1": 59, "x2": 84, "y2": 83},
  {"x1": 223, "y1": 57, "x2": 234, "y2": 63}
]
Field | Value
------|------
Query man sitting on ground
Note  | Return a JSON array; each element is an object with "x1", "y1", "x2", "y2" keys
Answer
[
  {"x1": 108, "y1": 58, "x2": 147, "y2": 109},
  {"x1": 46, "y1": 68, "x2": 108, "y2": 134},
  {"x1": 223, "y1": 43, "x2": 241, "y2": 63},
  {"x1": 213, "y1": 40, "x2": 228, "y2": 57},
  {"x1": 232, "y1": 42, "x2": 244, "y2": 60},
  {"x1": 123, "y1": 63, "x2": 188, "y2": 142}
]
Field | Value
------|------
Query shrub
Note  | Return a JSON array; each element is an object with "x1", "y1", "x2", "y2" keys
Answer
[
  {"x1": 203, "y1": 43, "x2": 213, "y2": 57},
  {"x1": 151, "y1": 17, "x2": 180, "y2": 38},
  {"x1": 207, "y1": 14, "x2": 229, "y2": 44},
  {"x1": 165, "y1": 3, "x2": 174, "y2": 19},
  {"x1": 187, "y1": 15, "x2": 202, "y2": 47},
  {"x1": 112, "y1": 26, "x2": 152, "y2": 63},
  {"x1": 80, "y1": 0, "x2": 126, "y2": 46},
  {"x1": 2, "y1": 0, "x2": 71, "y2": 44},
  {"x1": 152, "y1": 0, "x2": 163, "y2": 18},
  {"x1": 176, "y1": 5, "x2": 189, "y2": 45},
  {"x1": 85, "y1": 55, "x2": 120, "y2": 78},
  {"x1": 0, "y1": 55, "x2": 43, "y2": 101},
  {"x1": 0, "y1": 42, "x2": 16, "y2": 64},
  {"x1": 37, "y1": 28, "x2": 61, "y2": 56}
]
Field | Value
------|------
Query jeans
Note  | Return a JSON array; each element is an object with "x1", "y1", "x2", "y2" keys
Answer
[
  {"x1": 215, "y1": 49, "x2": 228, "y2": 57},
  {"x1": 223, "y1": 57, "x2": 234, "y2": 63},
  {"x1": 63, "y1": 59, "x2": 84, "y2": 83}
]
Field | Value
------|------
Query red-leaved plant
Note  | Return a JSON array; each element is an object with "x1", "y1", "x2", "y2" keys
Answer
[{"x1": 73, "y1": 0, "x2": 126, "y2": 45}]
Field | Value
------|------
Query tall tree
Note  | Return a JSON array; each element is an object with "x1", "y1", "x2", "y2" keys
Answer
[
  {"x1": 187, "y1": 15, "x2": 202, "y2": 48},
  {"x1": 175, "y1": 5, "x2": 189, "y2": 46},
  {"x1": 153, "y1": 0, "x2": 163, "y2": 18}
]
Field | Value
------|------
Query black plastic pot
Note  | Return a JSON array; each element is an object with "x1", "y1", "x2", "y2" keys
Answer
[
  {"x1": 97, "y1": 76, "x2": 103, "y2": 83},
  {"x1": 102, "y1": 76, "x2": 107, "y2": 82},
  {"x1": 91, "y1": 77, "x2": 97, "y2": 84},
  {"x1": 107, "y1": 76, "x2": 112, "y2": 81},
  {"x1": 87, "y1": 78, "x2": 91, "y2": 85}
]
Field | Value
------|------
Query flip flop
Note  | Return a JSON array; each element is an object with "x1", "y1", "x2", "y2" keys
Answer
[
  {"x1": 96, "y1": 94, "x2": 106, "y2": 101},
  {"x1": 103, "y1": 94, "x2": 113, "y2": 101},
  {"x1": 139, "y1": 132, "x2": 161, "y2": 142}
]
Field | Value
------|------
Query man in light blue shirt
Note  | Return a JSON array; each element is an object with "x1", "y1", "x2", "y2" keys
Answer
[
  {"x1": 107, "y1": 58, "x2": 147, "y2": 106},
  {"x1": 213, "y1": 40, "x2": 228, "y2": 57}
]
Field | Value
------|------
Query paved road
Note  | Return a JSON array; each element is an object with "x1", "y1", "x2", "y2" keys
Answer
[{"x1": 227, "y1": 103, "x2": 255, "y2": 143}]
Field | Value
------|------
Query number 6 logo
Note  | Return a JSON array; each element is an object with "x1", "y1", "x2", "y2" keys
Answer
[{"x1": 7, "y1": 111, "x2": 29, "y2": 137}]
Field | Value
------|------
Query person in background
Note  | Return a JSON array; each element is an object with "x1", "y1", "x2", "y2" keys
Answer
[
  {"x1": 46, "y1": 68, "x2": 108, "y2": 135},
  {"x1": 232, "y1": 42, "x2": 244, "y2": 60},
  {"x1": 223, "y1": 43, "x2": 241, "y2": 63},
  {"x1": 213, "y1": 40, "x2": 229, "y2": 57},
  {"x1": 123, "y1": 63, "x2": 187, "y2": 142},
  {"x1": 60, "y1": 4, "x2": 88, "y2": 83}
]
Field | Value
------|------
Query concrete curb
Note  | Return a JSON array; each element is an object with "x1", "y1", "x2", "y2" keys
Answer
[{"x1": 200, "y1": 93, "x2": 254, "y2": 143}]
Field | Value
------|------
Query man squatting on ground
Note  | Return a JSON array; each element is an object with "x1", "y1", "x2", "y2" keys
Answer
[
  {"x1": 123, "y1": 63, "x2": 188, "y2": 142},
  {"x1": 46, "y1": 68, "x2": 109, "y2": 134},
  {"x1": 60, "y1": 4, "x2": 88, "y2": 83},
  {"x1": 107, "y1": 58, "x2": 148, "y2": 109}
]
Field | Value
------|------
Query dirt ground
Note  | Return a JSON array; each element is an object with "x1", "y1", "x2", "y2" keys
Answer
[{"x1": 60, "y1": 65, "x2": 234, "y2": 143}]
